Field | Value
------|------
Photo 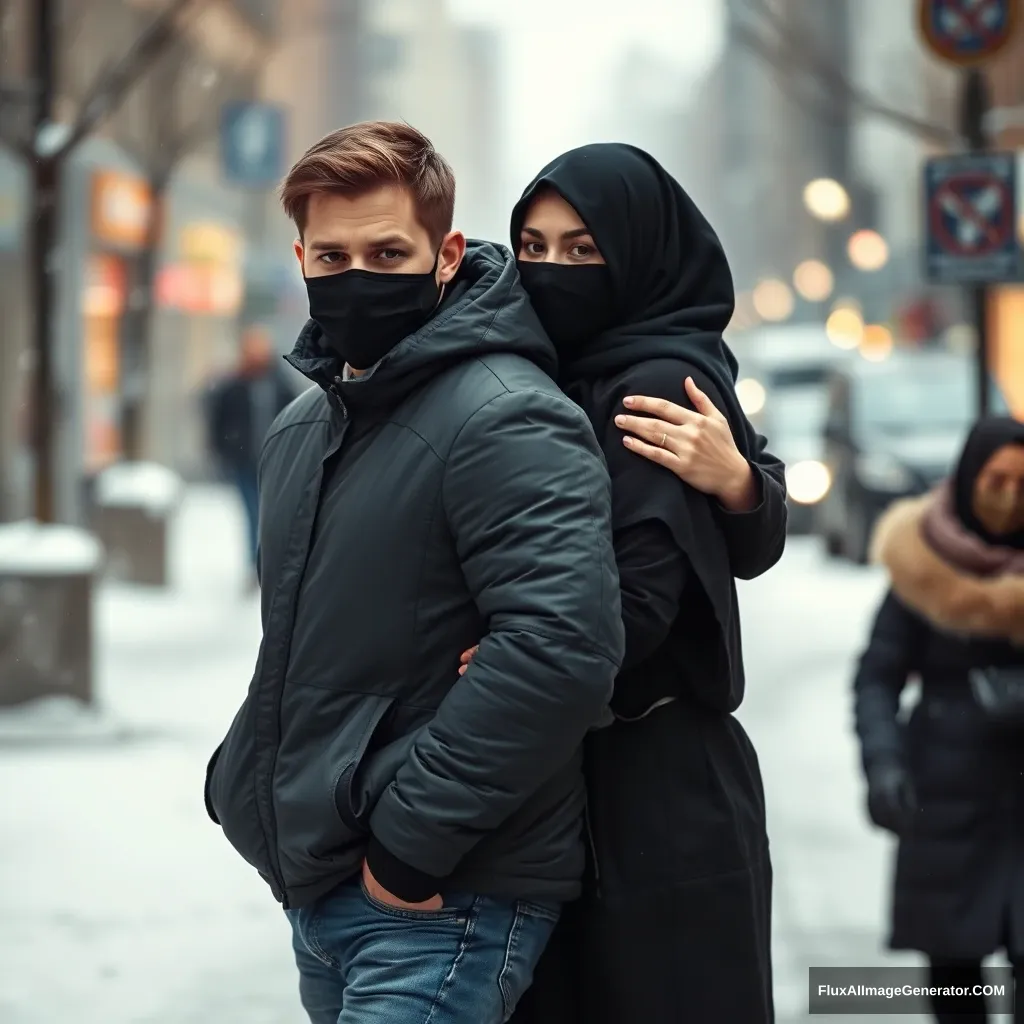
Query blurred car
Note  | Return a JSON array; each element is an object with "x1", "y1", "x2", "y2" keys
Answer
[
  {"x1": 734, "y1": 324, "x2": 854, "y2": 533},
  {"x1": 817, "y1": 350, "x2": 1009, "y2": 563}
]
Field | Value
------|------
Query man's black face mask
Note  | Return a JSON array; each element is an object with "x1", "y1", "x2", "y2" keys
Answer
[
  {"x1": 516, "y1": 262, "x2": 614, "y2": 361},
  {"x1": 305, "y1": 252, "x2": 442, "y2": 371}
]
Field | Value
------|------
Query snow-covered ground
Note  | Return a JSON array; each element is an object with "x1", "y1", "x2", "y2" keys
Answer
[{"x1": 0, "y1": 488, "x2": 935, "y2": 1022}]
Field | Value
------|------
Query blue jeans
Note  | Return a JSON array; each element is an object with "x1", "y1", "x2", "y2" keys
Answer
[{"x1": 285, "y1": 879, "x2": 559, "y2": 1024}]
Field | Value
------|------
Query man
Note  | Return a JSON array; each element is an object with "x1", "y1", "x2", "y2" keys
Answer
[
  {"x1": 205, "y1": 324, "x2": 295, "y2": 586},
  {"x1": 203, "y1": 121, "x2": 624, "y2": 1024}
]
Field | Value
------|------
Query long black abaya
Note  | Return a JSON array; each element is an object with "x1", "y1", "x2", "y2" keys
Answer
[{"x1": 509, "y1": 145, "x2": 777, "y2": 1024}]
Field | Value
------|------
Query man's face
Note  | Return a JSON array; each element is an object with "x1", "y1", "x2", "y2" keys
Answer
[{"x1": 294, "y1": 185, "x2": 464, "y2": 285}]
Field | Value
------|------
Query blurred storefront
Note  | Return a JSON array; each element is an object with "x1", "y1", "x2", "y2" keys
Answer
[{"x1": 85, "y1": 168, "x2": 154, "y2": 473}]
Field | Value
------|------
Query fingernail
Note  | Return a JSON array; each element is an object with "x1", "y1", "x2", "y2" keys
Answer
[
  {"x1": 614, "y1": 415, "x2": 626, "y2": 426},
  {"x1": 623, "y1": 396, "x2": 635, "y2": 407},
  {"x1": 623, "y1": 436, "x2": 634, "y2": 447}
]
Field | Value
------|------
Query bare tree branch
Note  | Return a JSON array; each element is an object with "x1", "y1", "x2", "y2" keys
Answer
[
  {"x1": 737, "y1": 0, "x2": 958, "y2": 145},
  {"x1": 56, "y1": 0, "x2": 208, "y2": 159}
]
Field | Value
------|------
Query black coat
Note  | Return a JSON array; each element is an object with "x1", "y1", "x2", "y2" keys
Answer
[
  {"x1": 511, "y1": 360, "x2": 783, "y2": 1024},
  {"x1": 204, "y1": 243, "x2": 624, "y2": 909},
  {"x1": 855, "y1": 496, "x2": 1024, "y2": 960},
  {"x1": 206, "y1": 366, "x2": 295, "y2": 471}
]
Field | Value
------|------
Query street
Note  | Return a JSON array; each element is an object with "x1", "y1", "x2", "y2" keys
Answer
[{"x1": 0, "y1": 488, "x2": 936, "y2": 1023}]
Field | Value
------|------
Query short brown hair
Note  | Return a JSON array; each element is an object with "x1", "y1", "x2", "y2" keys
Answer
[{"x1": 279, "y1": 121, "x2": 456, "y2": 246}]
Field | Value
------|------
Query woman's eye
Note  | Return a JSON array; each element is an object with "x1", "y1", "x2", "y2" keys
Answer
[
  {"x1": 522, "y1": 241, "x2": 544, "y2": 257},
  {"x1": 570, "y1": 243, "x2": 595, "y2": 259}
]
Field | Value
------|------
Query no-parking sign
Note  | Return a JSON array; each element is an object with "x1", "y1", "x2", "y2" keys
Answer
[
  {"x1": 924, "y1": 152, "x2": 1021, "y2": 284},
  {"x1": 918, "y1": 0, "x2": 1019, "y2": 66}
]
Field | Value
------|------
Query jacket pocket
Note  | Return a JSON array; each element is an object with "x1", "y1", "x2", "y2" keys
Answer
[
  {"x1": 333, "y1": 695, "x2": 397, "y2": 833},
  {"x1": 204, "y1": 742, "x2": 224, "y2": 824}
]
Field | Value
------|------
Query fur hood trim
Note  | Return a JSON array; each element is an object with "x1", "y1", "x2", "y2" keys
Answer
[{"x1": 870, "y1": 494, "x2": 1024, "y2": 644}]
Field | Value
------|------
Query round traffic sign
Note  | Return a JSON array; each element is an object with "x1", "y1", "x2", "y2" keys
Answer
[{"x1": 918, "y1": 0, "x2": 1019, "y2": 66}]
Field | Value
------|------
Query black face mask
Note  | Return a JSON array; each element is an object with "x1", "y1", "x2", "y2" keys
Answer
[
  {"x1": 305, "y1": 255, "x2": 443, "y2": 370},
  {"x1": 516, "y1": 262, "x2": 615, "y2": 360}
]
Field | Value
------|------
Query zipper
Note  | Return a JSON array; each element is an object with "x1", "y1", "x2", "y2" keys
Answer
[{"x1": 327, "y1": 375, "x2": 349, "y2": 419}]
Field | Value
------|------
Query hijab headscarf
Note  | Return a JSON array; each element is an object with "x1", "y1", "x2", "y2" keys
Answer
[
  {"x1": 512, "y1": 144, "x2": 754, "y2": 713},
  {"x1": 952, "y1": 417, "x2": 1024, "y2": 549},
  {"x1": 509, "y1": 142, "x2": 757, "y2": 459}
]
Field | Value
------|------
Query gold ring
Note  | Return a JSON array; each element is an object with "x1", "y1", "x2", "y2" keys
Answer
[{"x1": 660, "y1": 432, "x2": 668, "y2": 448}]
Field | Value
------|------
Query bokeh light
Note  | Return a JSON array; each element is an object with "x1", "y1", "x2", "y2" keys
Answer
[
  {"x1": 793, "y1": 259, "x2": 835, "y2": 302},
  {"x1": 803, "y1": 178, "x2": 851, "y2": 222},
  {"x1": 826, "y1": 307, "x2": 864, "y2": 349},
  {"x1": 848, "y1": 230, "x2": 889, "y2": 272},
  {"x1": 860, "y1": 324, "x2": 894, "y2": 361},
  {"x1": 752, "y1": 278, "x2": 795, "y2": 322},
  {"x1": 736, "y1": 377, "x2": 767, "y2": 415}
]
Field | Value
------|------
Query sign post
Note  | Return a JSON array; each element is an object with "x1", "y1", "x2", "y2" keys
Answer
[
  {"x1": 220, "y1": 102, "x2": 286, "y2": 188},
  {"x1": 918, "y1": 0, "x2": 1021, "y2": 418}
]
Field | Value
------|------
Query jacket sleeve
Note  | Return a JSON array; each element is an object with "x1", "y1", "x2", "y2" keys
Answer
[
  {"x1": 853, "y1": 589, "x2": 926, "y2": 773},
  {"x1": 716, "y1": 434, "x2": 788, "y2": 581},
  {"x1": 615, "y1": 521, "x2": 688, "y2": 671},
  {"x1": 366, "y1": 388, "x2": 624, "y2": 901}
]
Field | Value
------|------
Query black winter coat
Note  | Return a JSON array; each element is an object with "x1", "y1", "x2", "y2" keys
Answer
[
  {"x1": 204, "y1": 243, "x2": 624, "y2": 910},
  {"x1": 206, "y1": 366, "x2": 295, "y2": 471},
  {"x1": 511, "y1": 360, "x2": 785, "y2": 1024},
  {"x1": 855, "y1": 496, "x2": 1024, "y2": 959}
]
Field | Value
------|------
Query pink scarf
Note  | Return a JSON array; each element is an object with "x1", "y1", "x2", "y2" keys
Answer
[{"x1": 921, "y1": 481, "x2": 1024, "y2": 578}]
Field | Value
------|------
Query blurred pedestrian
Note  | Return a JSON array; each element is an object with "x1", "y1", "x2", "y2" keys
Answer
[
  {"x1": 855, "y1": 417, "x2": 1024, "y2": 1023},
  {"x1": 491, "y1": 143, "x2": 784, "y2": 1024},
  {"x1": 205, "y1": 324, "x2": 295, "y2": 588},
  {"x1": 203, "y1": 122, "x2": 624, "y2": 1024}
]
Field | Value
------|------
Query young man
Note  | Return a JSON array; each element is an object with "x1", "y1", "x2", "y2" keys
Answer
[{"x1": 203, "y1": 121, "x2": 624, "y2": 1024}]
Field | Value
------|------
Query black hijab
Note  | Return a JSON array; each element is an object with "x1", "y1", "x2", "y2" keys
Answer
[
  {"x1": 513, "y1": 144, "x2": 753, "y2": 714},
  {"x1": 953, "y1": 417, "x2": 1024, "y2": 549},
  {"x1": 509, "y1": 142, "x2": 757, "y2": 459}
]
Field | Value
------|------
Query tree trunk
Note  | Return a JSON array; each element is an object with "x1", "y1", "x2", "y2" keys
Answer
[
  {"x1": 28, "y1": 0, "x2": 58, "y2": 524},
  {"x1": 118, "y1": 174, "x2": 168, "y2": 463}
]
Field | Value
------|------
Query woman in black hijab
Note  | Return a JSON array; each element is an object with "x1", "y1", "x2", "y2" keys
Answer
[
  {"x1": 858, "y1": 417, "x2": 1024, "y2": 1023},
  {"x1": 503, "y1": 143, "x2": 784, "y2": 1022}
]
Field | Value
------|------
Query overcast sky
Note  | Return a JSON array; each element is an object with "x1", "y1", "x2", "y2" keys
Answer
[{"x1": 447, "y1": 0, "x2": 724, "y2": 191}]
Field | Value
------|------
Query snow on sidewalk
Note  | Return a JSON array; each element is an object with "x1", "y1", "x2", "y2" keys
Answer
[{"x1": 0, "y1": 486, "x2": 305, "y2": 1024}]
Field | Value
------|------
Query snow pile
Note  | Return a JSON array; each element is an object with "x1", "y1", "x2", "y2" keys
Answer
[
  {"x1": 0, "y1": 695, "x2": 126, "y2": 745},
  {"x1": 94, "y1": 462, "x2": 183, "y2": 514},
  {"x1": 0, "y1": 521, "x2": 102, "y2": 575}
]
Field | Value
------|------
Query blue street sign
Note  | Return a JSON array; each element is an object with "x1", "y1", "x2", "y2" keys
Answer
[
  {"x1": 918, "y1": 0, "x2": 1019, "y2": 66},
  {"x1": 924, "y1": 151, "x2": 1021, "y2": 284},
  {"x1": 220, "y1": 102, "x2": 285, "y2": 187}
]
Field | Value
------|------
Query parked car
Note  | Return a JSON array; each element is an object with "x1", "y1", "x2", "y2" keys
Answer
[
  {"x1": 817, "y1": 350, "x2": 1008, "y2": 563},
  {"x1": 734, "y1": 325, "x2": 854, "y2": 534}
]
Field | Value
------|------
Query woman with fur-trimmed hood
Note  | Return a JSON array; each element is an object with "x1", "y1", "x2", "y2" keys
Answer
[{"x1": 855, "y1": 416, "x2": 1024, "y2": 1023}]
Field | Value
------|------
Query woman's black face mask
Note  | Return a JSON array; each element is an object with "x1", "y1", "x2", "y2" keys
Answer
[
  {"x1": 305, "y1": 253, "x2": 442, "y2": 371},
  {"x1": 516, "y1": 262, "x2": 615, "y2": 360}
]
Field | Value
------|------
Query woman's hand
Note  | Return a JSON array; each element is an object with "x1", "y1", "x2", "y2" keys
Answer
[
  {"x1": 457, "y1": 645, "x2": 479, "y2": 676},
  {"x1": 615, "y1": 377, "x2": 759, "y2": 512}
]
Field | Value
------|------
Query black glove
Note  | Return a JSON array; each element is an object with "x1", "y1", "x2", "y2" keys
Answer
[{"x1": 866, "y1": 758, "x2": 917, "y2": 835}]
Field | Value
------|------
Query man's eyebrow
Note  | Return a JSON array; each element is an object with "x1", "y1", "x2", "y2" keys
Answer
[
  {"x1": 307, "y1": 234, "x2": 414, "y2": 252},
  {"x1": 520, "y1": 226, "x2": 592, "y2": 240}
]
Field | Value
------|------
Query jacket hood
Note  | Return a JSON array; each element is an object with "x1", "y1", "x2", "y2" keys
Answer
[
  {"x1": 870, "y1": 494, "x2": 1024, "y2": 644},
  {"x1": 285, "y1": 240, "x2": 557, "y2": 408}
]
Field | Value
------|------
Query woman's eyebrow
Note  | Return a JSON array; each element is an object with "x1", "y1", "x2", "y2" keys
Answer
[{"x1": 521, "y1": 226, "x2": 592, "y2": 240}]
